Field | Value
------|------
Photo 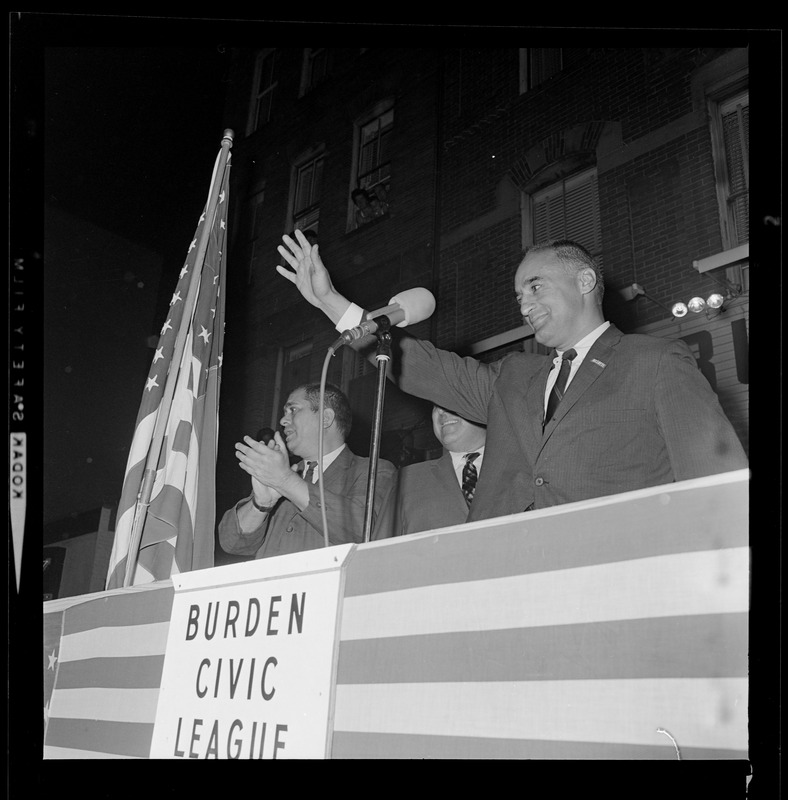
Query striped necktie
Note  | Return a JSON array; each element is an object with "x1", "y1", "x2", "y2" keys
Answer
[
  {"x1": 302, "y1": 460, "x2": 317, "y2": 483},
  {"x1": 462, "y1": 452, "x2": 480, "y2": 506},
  {"x1": 544, "y1": 348, "x2": 577, "y2": 428}
]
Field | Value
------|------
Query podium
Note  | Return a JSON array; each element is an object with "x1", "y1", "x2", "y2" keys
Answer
[{"x1": 44, "y1": 470, "x2": 749, "y2": 759}]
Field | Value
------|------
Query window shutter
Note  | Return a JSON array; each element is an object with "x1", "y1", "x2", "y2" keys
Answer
[
  {"x1": 533, "y1": 168, "x2": 602, "y2": 262},
  {"x1": 721, "y1": 96, "x2": 749, "y2": 244},
  {"x1": 294, "y1": 155, "x2": 324, "y2": 231},
  {"x1": 530, "y1": 49, "x2": 562, "y2": 87}
]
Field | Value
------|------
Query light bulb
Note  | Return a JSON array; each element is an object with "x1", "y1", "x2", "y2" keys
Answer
[
  {"x1": 707, "y1": 293, "x2": 725, "y2": 309},
  {"x1": 688, "y1": 296, "x2": 706, "y2": 313},
  {"x1": 671, "y1": 302, "x2": 688, "y2": 318}
]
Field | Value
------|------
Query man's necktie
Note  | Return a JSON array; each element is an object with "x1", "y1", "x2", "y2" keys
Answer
[
  {"x1": 462, "y1": 452, "x2": 480, "y2": 506},
  {"x1": 544, "y1": 348, "x2": 577, "y2": 428},
  {"x1": 302, "y1": 460, "x2": 317, "y2": 483}
]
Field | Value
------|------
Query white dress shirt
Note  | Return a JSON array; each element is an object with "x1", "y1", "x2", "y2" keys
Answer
[
  {"x1": 305, "y1": 443, "x2": 346, "y2": 482},
  {"x1": 543, "y1": 321, "x2": 610, "y2": 413}
]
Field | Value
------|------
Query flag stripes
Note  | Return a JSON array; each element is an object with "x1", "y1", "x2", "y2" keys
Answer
[
  {"x1": 43, "y1": 472, "x2": 748, "y2": 760},
  {"x1": 332, "y1": 678, "x2": 748, "y2": 750},
  {"x1": 343, "y1": 472, "x2": 749, "y2": 597},
  {"x1": 43, "y1": 607, "x2": 65, "y2": 734},
  {"x1": 44, "y1": 584, "x2": 173, "y2": 758},
  {"x1": 331, "y1": 474, "x2": 749, "y2": 759},
  {"x1": 340, "y1": 549, "x2": 749, "y2": 640},
  {"x1": 330, "y1": 731, "x2": 741, "y2": 760},
  {"x1": 337, "y1": 612, "x2": 748, "y2": 683},
  {"x1": 106, "y1": 142, "x2": 230, "y2": 589},
  {"x1": 44, "y1": 719, "x2": 157, "y2": 760},
  {"x1": 54, "y1": 657, "x2": 167, "y2": 690}
]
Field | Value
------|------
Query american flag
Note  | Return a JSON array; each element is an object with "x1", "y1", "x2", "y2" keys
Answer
[
  {"x1": 106, "y1": 144, "x2": 231, "y2": 589},
  {"x1": 44, "y1": 584, "x2": 174, "y2": 758}
]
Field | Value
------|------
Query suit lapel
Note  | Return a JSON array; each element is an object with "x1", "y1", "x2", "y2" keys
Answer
[
  {"x1": 321, "y1": 446, "x2": 351, "y2": 490},
  {"x1": 495, "y1": 353, "x2": 551, "y2": 461},
  {"x1": 286, "y1": 448, "x2": 350, "y2": 521},
  {"x1": 434, "y1": 452, "x2": 466, "y2": 508},
  {"x1": 529, "y1": 358, "x2": 554, "y2": 446},
  {"x1": 542, "y1": 325, "x2": 621, "y2": 436}
]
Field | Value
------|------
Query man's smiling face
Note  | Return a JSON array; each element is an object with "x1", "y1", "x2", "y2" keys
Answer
[
  {"x1": 514, "y1": 250, "x2": 587, "y2": 351},
  {"x1": 432, "y1": 406, "x2": 486, "y2": 453}
]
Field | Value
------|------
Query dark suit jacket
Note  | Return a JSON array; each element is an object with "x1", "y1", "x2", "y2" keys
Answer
[
  {"x1": 394, "y1": 324, "x2": 748, "y2": 520},
  {"x1": 218, "y1": 446, "x2": 396, "y2": 559},
  {"x1": 378, "y1": 450, "x2": 470, "y2": 537}
]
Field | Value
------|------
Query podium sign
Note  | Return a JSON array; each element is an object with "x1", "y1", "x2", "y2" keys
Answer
[{"x1": 150, "y1": 545, "x2": 352, "y2": 759}]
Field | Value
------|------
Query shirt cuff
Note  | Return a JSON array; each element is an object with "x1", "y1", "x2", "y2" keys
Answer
[{"x1": 335, "y1": 302, "x2": 365, "y2": 333}]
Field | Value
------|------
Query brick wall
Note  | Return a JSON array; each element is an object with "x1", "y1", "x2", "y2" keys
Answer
[{"x1": 216, "y1": 45, "x2": 750, "y2": 517}]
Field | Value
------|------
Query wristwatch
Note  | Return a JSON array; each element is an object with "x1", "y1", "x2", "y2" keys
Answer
[{"x1": 251, "y1": 496, "x2": 276, "y2": 513}]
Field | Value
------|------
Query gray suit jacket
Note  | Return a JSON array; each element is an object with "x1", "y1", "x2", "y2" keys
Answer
[
  {"x1": 218, "y1": 446, "x2": 396, "y2": 559},
  {"x1": 394, "y1": 324, "x2": 748, "y2": 519},
  {"x1": 378, "y1": 450, "x2": 470, "y2": 537}
]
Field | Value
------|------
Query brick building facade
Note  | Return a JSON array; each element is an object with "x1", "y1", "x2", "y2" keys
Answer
[{"x1": 215, "y1": 46, "x2": 750, "y2": 546}]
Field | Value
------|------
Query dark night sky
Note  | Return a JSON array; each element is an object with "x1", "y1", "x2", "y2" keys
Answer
[
  {"x1": 44, "y1": 46, "x2": 230, "y2": 254},
  {"x1": 13, "y1": 16, "x2": 238, "y2": 528},
  {"x1": 41, "y1": 43, "x2": 230, "y2": 527}
]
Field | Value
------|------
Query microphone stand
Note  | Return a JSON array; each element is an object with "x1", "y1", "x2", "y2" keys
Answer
[{"x1": 362, "y1": 316, "x2": 392, "y2": 543}]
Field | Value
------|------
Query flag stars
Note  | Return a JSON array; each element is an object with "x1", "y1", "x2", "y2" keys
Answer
[
  {"x1": 179, "y1": 264, "x2": 189, "y2": 279},
  {"x1": 198, "y1": 326, "x2": 211, "y2": 344},
  {"x1": 153, "y1": 347, "x2": 164, "y2": 363},
  {"x1": 188, "y1": 238, "x2": 197, "y2": 253},
  {"x1": 146, "y1": 375, "x2": 160, "y2": 392},
  {"x1": 170, "y1": 291, "x2": 183, "y2": 306},
  {"x1": 161, "y1": 319, "x2": 173, "y2": 336},
  {"x1": 47, "y1": 649, "x2": 58, "y2": 670}
]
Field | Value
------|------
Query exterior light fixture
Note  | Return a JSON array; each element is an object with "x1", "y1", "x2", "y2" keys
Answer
[
  {"x1": 687, "y1": 296, "x2": 707, "y2": 313},
  {"x1": 671, "y1": 302, "x2": 688, "y2": 318},
  {"x1": 707, "y1": 293, "x2": 725, "y2": 309},
  {"x1": 620, "y1": 283, "x2": 676, "y2": 315}
]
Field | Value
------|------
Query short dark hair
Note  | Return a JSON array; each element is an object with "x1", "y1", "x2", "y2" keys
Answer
[
  {"x1": 298, "y1": 382, "x2": 353, "y2": 439},
  {"x1": 525, "y1": 239, "x2": 605, "y2": 302}
]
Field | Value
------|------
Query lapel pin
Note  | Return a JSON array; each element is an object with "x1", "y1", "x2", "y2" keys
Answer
[{"x1": 591, "y1": 358, "x2": 606, "y2": 368}]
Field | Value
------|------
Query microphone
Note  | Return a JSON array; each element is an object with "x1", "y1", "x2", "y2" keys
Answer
[
  {"x1": 256, "y1": 427, "x2": 275, "y2": 445},
  {"x1": 332, "y1": 288, "x2": 436, "y2": 350}
]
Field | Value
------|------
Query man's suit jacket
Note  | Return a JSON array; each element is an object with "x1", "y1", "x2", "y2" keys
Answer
[
  {"x1": 218, "y1": 446, "x2": 396, "y2": 559},
  {"x1": 378, "y1": 450, "x2": 470, "y2": 537},
  {"x1": 394, "y1": 324, "x2": 748, "y2": 520}
]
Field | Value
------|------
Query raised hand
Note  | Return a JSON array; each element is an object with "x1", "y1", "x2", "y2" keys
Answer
[{"x1": 275, "y1": 229, "x2": 350, "y2": 324}]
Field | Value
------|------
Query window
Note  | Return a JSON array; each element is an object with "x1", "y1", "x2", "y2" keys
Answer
[
  {"x1": 710, "y1": 89, "x2": 749, "y2": 248},
  {"x1": 529, "y1": 167, "x2": 603, "y2": 263},
  {"x1": 247, "y1": 49, "x2": 278, "y2": 134},
  {"x1": 519, "y1": 49, "x2": 588, "y2": 93},
  {"x1": 272, "y1": 339, "x2": 352, "y2": 427},
  {"x1": 351, "y1": 106, "x2": 393, "y2": 229},
  {"x1": 299, "y1": 48, "x2": 330, "y2": 96},
  {"x1": 292, "y1": 154, "x2": 324, "y2": 234}
]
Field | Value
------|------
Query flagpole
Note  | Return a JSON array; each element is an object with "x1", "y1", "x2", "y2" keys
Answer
[{"x1": 122, "y1": 129, "x2": 234, "y2": 587}]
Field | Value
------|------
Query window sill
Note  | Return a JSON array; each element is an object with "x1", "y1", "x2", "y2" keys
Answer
[{"x1": 693, "y1": 243, "x2": 749, "y2": 273}]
